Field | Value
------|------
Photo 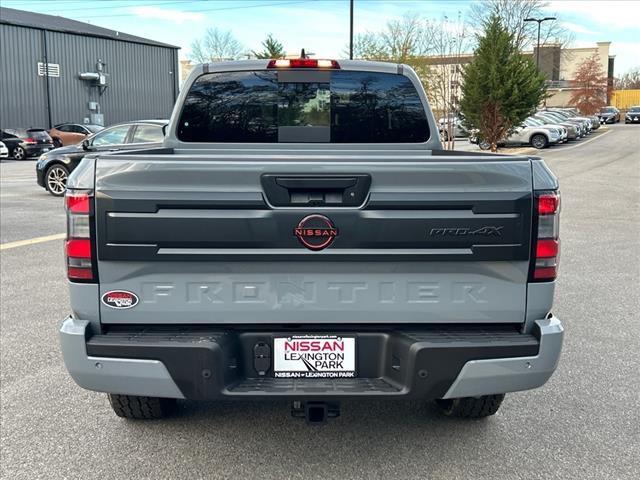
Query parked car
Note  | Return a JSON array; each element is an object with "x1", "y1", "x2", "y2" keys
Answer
[
  {"x1": 438, "y1": 116, "x2": 469, "y2": 140},
  {"x1": 597, "y1": 106, "x2": 620, "y2": 124},
  {"x1": 59, "y1": 59, "x2": 563, "y2": 422},
  {"x1": 0, "y1": 128, "x2": 55, "y2": 160},
  {"x1": 555, "y1": 108, "x2": 600, "y2": 129},
  {"x1": 472, "y1": 122, "x2": 562, "y2": 149},
  {"x1": 529, "y1": 115, "x2": 579, "y2": 140},
  {"x1": 49, "y1": 123, "x2": 104, "y2": 147},
  {"x1": 0, "y1": 141, "x2": 8, "y2": 158},
  {"x1": 536, "y1": 111, "x2": 587, "y2": 137},
  {"x1": 37, "y1": 119, "x2": 167, "y2": 196},
  {"x1": 548, "y1": 109, "x2": 594, "y2": 132},
  {"x1": 524, "y1": 117, "x2": 567, "y2": 143},
  {"x1": 625, "y1": 106, "x2": 640, "y2": 124}
]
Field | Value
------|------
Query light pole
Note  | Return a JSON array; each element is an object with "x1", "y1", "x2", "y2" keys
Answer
[
  {"x1": 524, "y1": 16, "x2": 556, "y2": 69},
  {"x1": 349, "y1": 0, "x2": 354, "y2": 60}
]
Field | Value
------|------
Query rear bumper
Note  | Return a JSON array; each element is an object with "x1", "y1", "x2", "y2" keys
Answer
[
  {"x1": 25, "y1": 144, "x2": 54, "y2": 157},
  {"x1": 59, "y1": 316, "x2": 563, "y2": 400}
]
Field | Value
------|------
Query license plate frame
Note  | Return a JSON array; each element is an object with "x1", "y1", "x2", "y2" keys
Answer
[{"x1": 273, "y1": 334, "x2": 357, "y2": 379}]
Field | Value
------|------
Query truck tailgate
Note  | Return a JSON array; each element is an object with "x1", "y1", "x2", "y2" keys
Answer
[{"x1": 94, "y1": 153, "x2": 532, "y2": 325}]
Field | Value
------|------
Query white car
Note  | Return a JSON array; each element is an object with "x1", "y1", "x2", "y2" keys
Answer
[
  {"x1": 524, "y1": 118, "x2": 567, "y2": 143},
  {"x1": 0, "y1": 141, "x2": 9, "y2": 158}
]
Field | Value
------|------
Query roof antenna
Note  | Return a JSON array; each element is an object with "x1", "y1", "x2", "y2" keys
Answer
[{"x1": 300, "y1": 48, "x2": 307, "y2": 59}]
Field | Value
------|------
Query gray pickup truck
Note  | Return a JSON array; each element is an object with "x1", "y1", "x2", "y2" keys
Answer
[{"x1": 59, "y1": 59, "x2": 563, "y2": 423}]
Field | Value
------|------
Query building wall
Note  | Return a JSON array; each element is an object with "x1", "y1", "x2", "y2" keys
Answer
[
  {"x1": 0, "y1": 24, "x2": 49, "y2": 127},
  {"x1": 0, "y1": 23, "x2": 178, "y2": 129},
  {"x1": 558, "y1": 42, "x2": 611, "y2": 81}
]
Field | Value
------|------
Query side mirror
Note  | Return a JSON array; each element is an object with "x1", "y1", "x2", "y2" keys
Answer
[{"x1": 82, "y1": 139, "x2": 91, "y2": 151}]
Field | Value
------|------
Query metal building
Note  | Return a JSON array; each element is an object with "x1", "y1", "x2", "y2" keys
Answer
[{"x1": 0, "y1": 7, "x2": 179, "y2": 129}]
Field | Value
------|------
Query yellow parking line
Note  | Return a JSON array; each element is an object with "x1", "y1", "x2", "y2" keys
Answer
[{"x1": 0, "y1": 233, "x2": 66, "y2": 250}]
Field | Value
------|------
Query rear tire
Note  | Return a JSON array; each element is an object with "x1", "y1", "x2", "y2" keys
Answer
[
  {"x1": 53, "y1": 138, "x2": 63, "y2": 148},
  {"x1": 12, "y1": 146, "x2": 26, "y2": 160},
  {"x1": 435, "y1": 394, "x2": 505, "y2": 418},
  {"x1": 530, "y1": 134, "x2": 548, "y2": 149},
  {"x1": 107, "y1": 394, "x2": 177, "y2": 419}
]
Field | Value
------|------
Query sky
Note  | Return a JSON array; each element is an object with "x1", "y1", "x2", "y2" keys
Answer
[{"x1": 2, "y1": 0, "x2": 639, "y2": 74}]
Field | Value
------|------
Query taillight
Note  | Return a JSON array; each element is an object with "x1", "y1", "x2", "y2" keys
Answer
[
  {"x1": 267, "y1": 59, "x2": 340, "y2": 69},
  {"x1": 65, "y1": 189, "x2": 96, "y2": 282},
  {"x1": 532, "y1": 191, "x2": 560, "y2": 281},
  {"x1": 24, "y1": 137, "x2": 36, "y2": 144}
]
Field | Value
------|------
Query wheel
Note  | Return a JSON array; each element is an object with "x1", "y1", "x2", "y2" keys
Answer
[
  {"x1": 45, "y1": 164, "x2": 69, "y2": 196},
  {"x1": 530, "y1": 133, "x2": 548, "y2": 149},
  {"x1": 12, "y1": 146, "x2": 26, "y2": 160},
  {"x1": 53, "y1": 138, "x2": 63, "y2": 148},
  {"x1": 478, "y1": 140, "x2": 491, "y2": 150},
  {"x1": 107, "y1": 394, "x2": 177, "y2": 419},
  {"x1": 435, "y1": 394, "x2": 505, "y2": 418}
]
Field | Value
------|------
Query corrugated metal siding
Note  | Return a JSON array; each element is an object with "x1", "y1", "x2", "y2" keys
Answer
[
  {"x1": 611, "y1": 90, "x2": 640, "y2": 110},
  {"x1": 0, "y1": 24, "x2": 48, "y2": 128},
  {"x1": 0, "y1": 23, "x2": 178, "y2": 129}
]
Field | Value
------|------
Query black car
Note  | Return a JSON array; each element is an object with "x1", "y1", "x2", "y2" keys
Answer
[
  {"x1": 1, "y1": 128, "x2": 55, "y2": 160},
  {"x1": 36, "y1": 120, "x2": 167, "y2": 196},
  {"x1": 597, "y1": 106, "x2": 620, "y2": 124},
  {"x1": 625, "y1": 106, "x2": 640, "y2": 124}
]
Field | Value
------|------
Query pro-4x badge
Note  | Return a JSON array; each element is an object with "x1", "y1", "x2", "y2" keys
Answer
[
  {"x1": 429, "y1": 226, "x2": 504, "y2": 237},
  {"x1": 102, "y1": 290, "x2": 139, "y2": 309}
]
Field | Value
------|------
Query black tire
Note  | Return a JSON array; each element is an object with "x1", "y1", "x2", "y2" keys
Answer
[
  {"x1": 53, "y1": 138, "x2": 63, "y2": 148},
  {"x1": 107, "y1": 394, "x2": 177, "y2": 420},
  {"x1": 12, "y1": 146, "x2": 26, "y2": 160},
  {"x1": 530, "y1": 133, "x2": 548, "y2": 149},
  {"x1": 435, "y1": 394, "x2": 505, "y2": 418},
  {"x1": 478, "y1": 140, "x2": 491, "y2": 150},
  {"x1": 45, "y1": 164, "x2": 69, "y2": 196}
]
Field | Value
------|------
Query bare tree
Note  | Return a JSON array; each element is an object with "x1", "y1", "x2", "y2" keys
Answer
[
  {"x1": 350, "y1": 13, "x2": 432, "y2": 88},
  {"x1": 615, "y1": 67, "x2": 640, "y2": 90},
  {"x1": 469, "y1": 0, "x2": 572, "y2": 50},
  {"x1": 190, "y1": 28, "x2": 243, "y2": 63},
  {"x1": 352, "y1": 13, "x2": 431, "y2": 62},
  {"x1": 351, "y1": 32, "x2": 388, "y2": 60},
  {"x1": 420, "y1": 13, "x2": 471, "y2": 149},
  {"x1": 569, "y1": 53, "x2": 608, "y2": 115}
]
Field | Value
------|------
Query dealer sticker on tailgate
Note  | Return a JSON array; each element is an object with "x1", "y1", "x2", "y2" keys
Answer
[{"x1": 274, "y1": 335, "x2": 356, "y2": 378}]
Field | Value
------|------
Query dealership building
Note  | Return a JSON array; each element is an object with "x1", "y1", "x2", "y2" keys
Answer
[{"x1": 0, "y1": 7, "x2": 179, "y2": 129}]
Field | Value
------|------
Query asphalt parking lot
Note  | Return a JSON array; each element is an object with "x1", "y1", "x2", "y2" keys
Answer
[{"x1": 1, "y1": 123, "x2": 638, "y2": 479}]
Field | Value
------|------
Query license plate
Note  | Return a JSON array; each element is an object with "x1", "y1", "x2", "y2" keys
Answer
[
  {"x1": 634, "y1": 117, "x2": 638, "y2": 121},
  {"x1": 273, "y1": 335, "x2": 356, "y2": 378},
  {"x1": 41, "y1": 148, "x2": 50, "y2": 152}
]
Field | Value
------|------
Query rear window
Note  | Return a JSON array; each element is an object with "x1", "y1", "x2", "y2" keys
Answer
[
  {"x1": 132, "y1": 125, "x2": 164, "y2": 143},
  {"x1": 177, "y1": 70, "x2": 429, "y2": 143},
  {"x1": 85, "y1": 125, "x2": 104, "y2": 133},
  {"x1": 27, "y1": 129, "x2": 51, "y2": 140}
]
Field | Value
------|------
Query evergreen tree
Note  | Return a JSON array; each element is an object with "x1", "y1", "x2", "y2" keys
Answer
[
  {"x1": 252, "y1": 34, "x2": 285, "y2": 59},
  {"x1": 460, "y1": 16, "x2": 546, "y2": 152}
]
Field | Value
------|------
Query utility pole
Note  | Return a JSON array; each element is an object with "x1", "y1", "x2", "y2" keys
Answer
[
  {"x1": 524, "y1": 16, "x2": 556, "y2": 69},
  {"x1": 349, "y1": 0, "x2": 354, "y2": 59}
]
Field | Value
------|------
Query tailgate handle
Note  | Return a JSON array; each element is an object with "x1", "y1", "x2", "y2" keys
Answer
[
  {"x1": 262, "y1": 174, "x2": 371, "y2": 207},
  {"x1": 275, "y1": 177, "x2": 357, "y2": 190}
]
